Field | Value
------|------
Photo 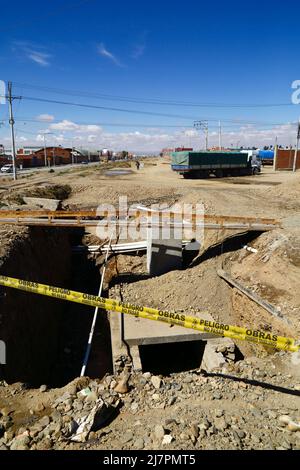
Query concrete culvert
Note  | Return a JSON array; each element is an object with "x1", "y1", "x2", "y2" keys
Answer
[{"x1": 138, "y1": 340, "x2": 206, "y2": 375}]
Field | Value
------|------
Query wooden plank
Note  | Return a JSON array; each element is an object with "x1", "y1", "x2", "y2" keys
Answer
[
  {"x1": 0, "y1": 217, "x2": 279, "y2": 230},
  {"x1": 0, "y1": 208, "x2": 280, "y2": 227}
]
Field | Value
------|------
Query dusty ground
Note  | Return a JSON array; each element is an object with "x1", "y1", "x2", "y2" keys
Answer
[{"x1": 0, "y1": 159, "x2": 299, "y2": 450}]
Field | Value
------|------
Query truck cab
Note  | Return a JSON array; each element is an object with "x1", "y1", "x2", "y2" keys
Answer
[{"x1": 241, "y1": 150, "x2": 261, "y2": 174}]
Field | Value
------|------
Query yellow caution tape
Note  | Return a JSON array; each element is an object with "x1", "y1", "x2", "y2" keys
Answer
[{"x1": 0, "y1": 275, "x2": 298, "y2": 352}]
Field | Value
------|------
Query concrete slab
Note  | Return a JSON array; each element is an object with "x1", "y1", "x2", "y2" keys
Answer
[
  {"x1": 122, "y1": 313, "x2": 215, "y2": 346},
  {"x1": 146, "y1": 227, "x2": 182, "y2": 276},
  {"x1": 109, "y1": 308, "x2": 222, "y2": 372}
]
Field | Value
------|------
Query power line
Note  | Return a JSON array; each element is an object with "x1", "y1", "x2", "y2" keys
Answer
[
  {"x1": 6, "y1": 118, "x2": 196, "y2": 129},
  {"x1": 9, "y1": 117, "x2": 274, "y2": 129},
  {"x1": 16, "y1": 95, "x2": 205, "y2": 120},
  {"x1": 4, "y1": 117, "x2": 298, "y2": 133},
  {"x1": 15, "y1": 128, "x2": 42, "y2": 136},
  {"x1": 1, "y1": 94, "x2": 290, "y2": 126},
  {"x1": 10, "y1": 81, "x2": 294, "y2": 108}
]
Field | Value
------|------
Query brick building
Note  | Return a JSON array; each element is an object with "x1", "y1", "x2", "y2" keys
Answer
[
  {"x1": 275, "y1": 148, "x2": 300, "y2": 170},
  {"x1": 16, "y1": 147, "x2": 102, "y2": 167}
]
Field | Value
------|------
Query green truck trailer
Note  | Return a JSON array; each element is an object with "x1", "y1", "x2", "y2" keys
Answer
[{"x1": 171, "y1": 150, "x2": 261, "y2": 178}]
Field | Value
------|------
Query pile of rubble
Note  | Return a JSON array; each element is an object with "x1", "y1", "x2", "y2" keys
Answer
[{"x1": 0, "y1": 353, "x2": 300, "y2": 451}]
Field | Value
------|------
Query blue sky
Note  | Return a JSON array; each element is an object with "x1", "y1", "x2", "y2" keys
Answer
[{"x1": 1, "y1": 0, "x2": 300, "y2": 151}]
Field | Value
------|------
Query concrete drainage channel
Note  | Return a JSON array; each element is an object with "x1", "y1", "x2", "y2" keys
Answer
[
  {"x1": 0, "y1": 227, "x2": 113, "y2": 388},
  {"x1": 106, "y1": 235, "x2": 251, "y2": 377}
]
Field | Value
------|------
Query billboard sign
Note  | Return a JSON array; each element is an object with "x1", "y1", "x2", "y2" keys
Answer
[{"x1": 0, "y1": 80, "x2": 6, "y2": 104}]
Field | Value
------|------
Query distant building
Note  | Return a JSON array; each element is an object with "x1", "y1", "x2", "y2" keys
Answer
[
  {"x1": 74, "y1": 149, "x2": 99, "y2": 162},
  {"x1": 1, "y1": 145, "x2": 101, "y2": 168},
  {"x1": 16, "y1": 146, "x2": 99, "y2": 167},
  {"x1": 0, "y1": 155, "x2": 10, "y2": 166},
  {"x1": 174, "y1": 147, "x2": 193, "y2": 152},
  {"x1": 0, "y1": 145, "x2": 12, "y2": 157},
  {"x1": 16, "y1": 146, "x2": 72, "y2": 167},
  {"x1": 17, "y1": 146, "x2": 43, "y2": 156},
  {"x1": 160, "y1": 148, "x2": 174, "y2": 157}
]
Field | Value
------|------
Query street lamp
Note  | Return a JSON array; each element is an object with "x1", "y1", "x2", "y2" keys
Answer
[{"x1": 293, "y1": 120, "x2": 300, "y2": 172}]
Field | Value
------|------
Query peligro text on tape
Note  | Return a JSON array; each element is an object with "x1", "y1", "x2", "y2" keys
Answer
[{"x1": 0, "y1": 275, "x2": 298, "y2": 352}]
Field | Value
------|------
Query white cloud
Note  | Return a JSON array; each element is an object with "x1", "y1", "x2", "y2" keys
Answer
[
  {"x1": 12, "y1": 41, "x2": 52, "y2": 67},
  {"x1": 36, "y1": 133, "x2": 66, "y2": 144},
  {"x1": 53, "y1": 134, "x2": 66, "y2": 143},
  {"x1": 83, "y1": 125, "x2": 103, "y2": 133},
  {"x1": 28, "y1": 51, "x2": 51, "y2": 66},
  {"x1": 36, "y1": 114, "x2": 55, "y2": 122},
  {"x1": 97, "y1": 43, "x2": 122, "y2": 67},
  {"x1": 11, "y1": 121, "x2": 298, "y2": 153},
  {"x1": 49, "y1": 120, "x2": 102, "y2": 133},
  {"x1": 49, "y1": 120, "x2": 78, "y2": 131}
]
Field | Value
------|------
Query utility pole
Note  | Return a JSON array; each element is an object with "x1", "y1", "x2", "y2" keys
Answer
[
  {"x1": 273, "y1": 136, "x2": 278, "y2": 171},
  {"x1": 43, "y1": 134, "x2": 47, "y2": 167},
  {"x1": 42, "y1": 132, "x2": 53, "y2": 166},
  {"x1": 7, "y1": 82, "x2": 20, "y2": 181},
  {"x1": 218, "y1": 120, "x2": 222, "y2": 150},
  {"x1": 71, "y1": 141, "x2": 74, "y2": 165},
  {"x1": 194, "y1": 121, "x2": 209, "y2": 150},
  {"x1": 292, "y1": 120, "x2": 300, "y2": 172}
]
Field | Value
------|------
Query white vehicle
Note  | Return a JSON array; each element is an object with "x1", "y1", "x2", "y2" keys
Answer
[{"x1": 0, "y1": 164, "x2": 14, "y2": 173}]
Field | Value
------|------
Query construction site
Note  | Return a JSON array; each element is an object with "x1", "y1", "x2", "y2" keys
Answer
[
  {"x1": 0, "y1": 159, "x2": 299, "y2": 451},
  {"x1": 1, "y1": 1, "x2": 300, "y2": 455}
]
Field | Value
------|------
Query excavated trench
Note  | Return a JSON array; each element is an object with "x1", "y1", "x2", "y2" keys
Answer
[
  {"x1": 0, "y1": 227, "x2": 113, "y2": 387},
  {"x1": 0, "y1": 227, "x2": 268, "y2": 386}
]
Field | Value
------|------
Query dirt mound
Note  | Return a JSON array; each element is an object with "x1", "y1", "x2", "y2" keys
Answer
[
  {"x1": 0, "y1": 184, "x2": 72, "y2": 207},
  {"x1": 230, "y1": 229, "x2": 300, "y2": 337}
]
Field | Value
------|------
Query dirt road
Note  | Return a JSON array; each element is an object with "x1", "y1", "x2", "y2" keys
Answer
[{"x1": 0, "y1": 159, "x2": 299, "y2": 451}]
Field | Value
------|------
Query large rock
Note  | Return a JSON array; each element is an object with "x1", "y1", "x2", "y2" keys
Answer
[
  {"x1": 151, "y1": 376, "x2": 162, "y2": 389},
  {"x1": 23, "y1": 197, "x2": 61, "y2": 211},
  {"x1": 10, "y1": 432, "x2": 31, "y2": 450},
  {"x1": 114, "y1": 373, "x2": 130, "y2": 394},
  {"x1": 201, "y1": 337, "x2": 235, "y2": 372},
  {"x1": 154, "y1": 425, "x2": 166, "y2": 439},
  {"x1": 202, "y1": 344, "x2": 227, "y2": 372}
]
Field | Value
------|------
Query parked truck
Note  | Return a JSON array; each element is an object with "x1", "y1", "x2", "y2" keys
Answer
[
  {"x1": 258, "y1": 149, "x2": 274, "y2": 165},
  {"x1": 171, "y1": 150, "x2": 261, "y2": 178}
]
